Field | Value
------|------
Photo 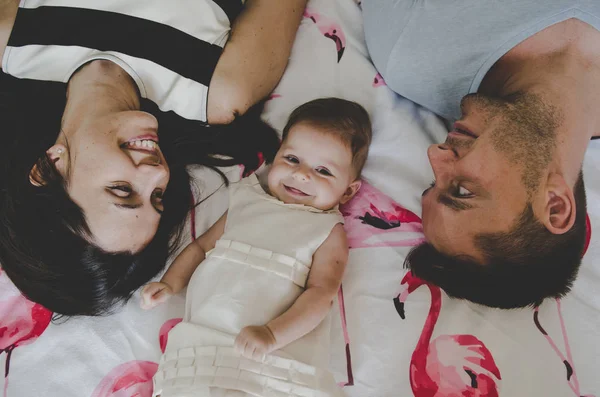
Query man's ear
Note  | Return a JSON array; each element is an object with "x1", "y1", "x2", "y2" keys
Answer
[
  {"x1": 541, "y1": 173, "x2": 576, "y2": 235},
  {"x1": 340, "y1": 179, "x2": 362, "y2": 205},
  {"x1": 29, "y1": 144, "x2": 67, "y2": 187}
]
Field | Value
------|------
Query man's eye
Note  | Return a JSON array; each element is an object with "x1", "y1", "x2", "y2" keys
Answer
[
  {"x1": 454, "y1": 185, "x2": 473, "y2": 198},
  {"x1": 316, "y1": 168, "x2": 332, "y2": 176},
  {"x1": 108, "y1": 185, "x2": 132, "y2": 198},
  {"x1": 284, "y1": 155, "x2": 299, "y2": 164}
]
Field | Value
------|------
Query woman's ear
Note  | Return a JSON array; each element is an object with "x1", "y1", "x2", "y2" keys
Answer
[
  {"x1": 29, "y1": 144, "x2": 68, "y2": 187},
  {"x1": 541, "y1": 173, "x2": 576, "y2": 235},
  {"x1": 340, "y1": 180, "x2": 362, "y2": 205}
]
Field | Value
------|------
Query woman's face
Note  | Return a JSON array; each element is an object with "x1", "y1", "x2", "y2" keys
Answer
[{"x1": 54, "y1": 110, "x2": 170, "y2": 253}]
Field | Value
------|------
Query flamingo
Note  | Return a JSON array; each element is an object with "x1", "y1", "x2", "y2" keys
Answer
[
  {"x1": 158, "y1": 318, "x2": 182, "y2": 354},
  {"x1": 91, "y1": 361, "x2": 158, "y2": 397},
  {"x1": 303, "y1": 8, "x2": 346, "y2": 62},
  {"x1": 373, "y1": 72, "x2": 387, "y2": 88},
  {"x1": 394, "y1": 271, "x2": 502, "y2": 397},
  {"x1": 340, "y1": 181, "x2": 424, "y2": 249},
  {"x1": 0, "y1": 269, "x2": 52, "y2": 397},
  {"x1": 583, "y1": 214, "x2": 591, "y2": 257}
]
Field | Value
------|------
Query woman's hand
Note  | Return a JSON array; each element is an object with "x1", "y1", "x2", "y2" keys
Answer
[
  {"x1": 234, "y1": 325, "x2": 277, "y2": 361},
  {"x1": 140, "y1": 282, "x2": 173, "y2": 310}
]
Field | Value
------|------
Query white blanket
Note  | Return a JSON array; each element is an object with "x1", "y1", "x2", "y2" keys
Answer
[{"x1": 1, "y1": 1, "x2": 598, "y2": 396}]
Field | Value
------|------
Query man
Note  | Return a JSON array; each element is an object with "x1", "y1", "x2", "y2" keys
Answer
[{"x1": 362, "y1": 1, "x2": 599, "y2": 308}]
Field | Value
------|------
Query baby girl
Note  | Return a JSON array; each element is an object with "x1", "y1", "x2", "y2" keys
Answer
[{"x1": 142, "y1": 98, "x2": 372, "y2": 397}]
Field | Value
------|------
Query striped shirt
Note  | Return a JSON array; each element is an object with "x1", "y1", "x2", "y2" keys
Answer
[{"x1": 2, "y1": 0, "x2": 243, "y2": 123}]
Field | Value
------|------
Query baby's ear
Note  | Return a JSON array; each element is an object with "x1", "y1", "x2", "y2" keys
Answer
[{"x1": 340, "y1": 180, "x2": 362, "y2": 204}]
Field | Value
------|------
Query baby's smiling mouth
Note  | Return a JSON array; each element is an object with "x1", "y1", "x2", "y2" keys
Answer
[{"x1": 283, "y1": 184, "x2": 309, "y2": 197}]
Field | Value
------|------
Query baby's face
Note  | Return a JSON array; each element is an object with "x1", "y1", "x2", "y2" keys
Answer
[{"x1": 268, "y1": 123, "x2": 360, "y2": 211}]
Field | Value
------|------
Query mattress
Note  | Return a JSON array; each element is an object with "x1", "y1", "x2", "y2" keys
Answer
[{"x1": 1, "y1": 1, "x2": 598, "y2": 396}]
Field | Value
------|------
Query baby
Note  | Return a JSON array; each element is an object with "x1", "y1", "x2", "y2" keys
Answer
[{"x1": 142, "y1": 98, "x2": 372, "y2": 397}]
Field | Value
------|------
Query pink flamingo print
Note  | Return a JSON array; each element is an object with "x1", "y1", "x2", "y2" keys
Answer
[
  {"x1": 373, "y1": 72, "x2": 387, "y2": 87},
  {"x1": 303, "y1": 8, "x2": 346, "y2": 62},
  {"x1": 583, "y1": 214, "x2": 591, "y2": 257},
  {"x1": 158, "y1": 318, "x2": 182, "y2": 354},
  {"x1": 394, "y1": 272, "x2": 502, "y2": 397},
  {"x1": 340, "y1": 181, "x2": 424, "y2": 249},
  {"x1": 91, "y1": 361, "x2": 158, "y2": 397},
  {"x1": 336, "y1": 285, "x2": 354, "y2": 387},
  {"x1": 534, "y1": 300, "x2": 596, "y2": 397},
  {"x1": 0, "y1": 269, "x2": 52, "y2": 397}
]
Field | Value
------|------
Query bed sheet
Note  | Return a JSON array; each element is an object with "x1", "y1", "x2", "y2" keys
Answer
[{"x1": 1, "y1": 0, "x2": 599, "y2": 396}]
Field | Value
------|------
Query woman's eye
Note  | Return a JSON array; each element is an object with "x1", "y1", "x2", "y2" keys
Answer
[
  {"x1": 284, "y1": 155, "x2": 299, "y2": 164},
  {"x1": 455, "y1": 185, "x2": 473, "y2": 198},
  {"x1": 316, "y1": 168, "x2": 332, "y2": 176},
  {"x1": 152, "y1": 189, "x2": 165, "y2": 213},
  {"x1": 152, "y1": 189, "x2": 164, "y2": 202},
  {"x1": 108, "y1": 185, "x2": 132, "y2": 198}
]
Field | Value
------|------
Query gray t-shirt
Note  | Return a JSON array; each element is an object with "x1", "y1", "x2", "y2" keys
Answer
[{"x1": 362, "y1": 1, "x2": 600, "y2": 120}]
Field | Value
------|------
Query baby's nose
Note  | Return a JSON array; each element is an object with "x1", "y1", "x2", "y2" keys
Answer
[{"x1": 293, "y1": 168, "x2": 310, "y2": 181}]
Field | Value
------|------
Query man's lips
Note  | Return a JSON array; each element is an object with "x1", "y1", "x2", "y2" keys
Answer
[{"x1": 284, "y1": 185, "x2": 309, "y2": 197}]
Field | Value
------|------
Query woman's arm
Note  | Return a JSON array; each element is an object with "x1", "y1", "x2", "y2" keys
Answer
[
  {"x1": 0, "y1": 0, "x2": 19, "y2": 68},
  {"x1": 234, "y1": 223, "x2": 348, "y2": 359},
  {"x1": 207, "y1": 0, "x2": 308, "y2": 124},
  {"x1": 141, "y1": 212, "x2": 227, "y2": 309}
]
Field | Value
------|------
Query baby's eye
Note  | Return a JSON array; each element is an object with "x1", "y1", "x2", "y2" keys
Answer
[
  {"x1": 316, "y1": 167, "x2": 333, "y2": 176},
  {"x1": 284, "y1": 155, "x2": 299, "y2": 164},
  {"x1": 453, "y1": 184, "x2": 473, "y2": 198}
]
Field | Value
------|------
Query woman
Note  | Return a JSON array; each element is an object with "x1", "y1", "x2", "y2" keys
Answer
[{"x1": 0, "y1": 0, "x2": 305, "y2": 316}]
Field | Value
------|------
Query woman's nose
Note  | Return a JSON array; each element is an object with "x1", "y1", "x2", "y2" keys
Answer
[
  {"x1": 427, "y1": 144, "x2": 455, "y2": 183},
  {"x1": 130, "y1": 150, "x2": 161, "y2": 167}
]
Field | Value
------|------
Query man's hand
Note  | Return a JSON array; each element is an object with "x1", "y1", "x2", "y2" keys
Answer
[
  {"x1": 234, "y1": 325, "x2": 277, "y2": 361},
  {"x1": 140, "y1": 282, "x2": 173, "y2": 310}
]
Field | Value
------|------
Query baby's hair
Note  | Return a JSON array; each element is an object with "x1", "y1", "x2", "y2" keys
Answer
[{"x1": 282, "y1": 98, "x2": 372, "y2": 177}]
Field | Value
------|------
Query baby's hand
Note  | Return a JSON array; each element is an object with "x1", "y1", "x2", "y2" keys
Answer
[
  {"x1": 140, "y1": 282, "x2": 173, "y2": 310},
  {"x1": 234, "y1": 325, "x2": 277, "y2": 361}
]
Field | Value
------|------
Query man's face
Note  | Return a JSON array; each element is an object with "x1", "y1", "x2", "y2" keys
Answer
[{"x1": 421, "y1": 93, "x2": 557, "y2": 262}]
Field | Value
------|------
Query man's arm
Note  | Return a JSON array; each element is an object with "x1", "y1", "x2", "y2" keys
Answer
[{"x1": 207, "y1": 0, "x2": 307, "y2": 124}]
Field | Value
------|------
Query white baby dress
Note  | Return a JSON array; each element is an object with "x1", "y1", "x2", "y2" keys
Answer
[{"x1": 153, "y1": 174, "x2": 345, "y2": 397}]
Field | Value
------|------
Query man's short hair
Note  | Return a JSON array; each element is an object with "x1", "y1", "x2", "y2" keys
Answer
[
  {"x1": 405, "y1": 172, "x2": 587, "y2": 308},
  {"x1": 282, "y1": 98, "x2": 372, "y2": 177}
]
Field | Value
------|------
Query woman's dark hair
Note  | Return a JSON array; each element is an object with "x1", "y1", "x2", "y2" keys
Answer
[{"x1": 0, "y1": 73, "x2": 280, "y2": 316}]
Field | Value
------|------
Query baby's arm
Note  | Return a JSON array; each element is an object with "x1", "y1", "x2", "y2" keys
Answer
[
  {"x1": 140, "y1": 212, "x2": 228, "y2": 309},
  {"x1": 235, "y1": 223, "x2": 348, "y2": 359}
]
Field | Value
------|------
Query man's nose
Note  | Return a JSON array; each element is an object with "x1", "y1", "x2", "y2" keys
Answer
[{"x1": 427, "y1": 144, "x2": 455, "y2": 182}]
